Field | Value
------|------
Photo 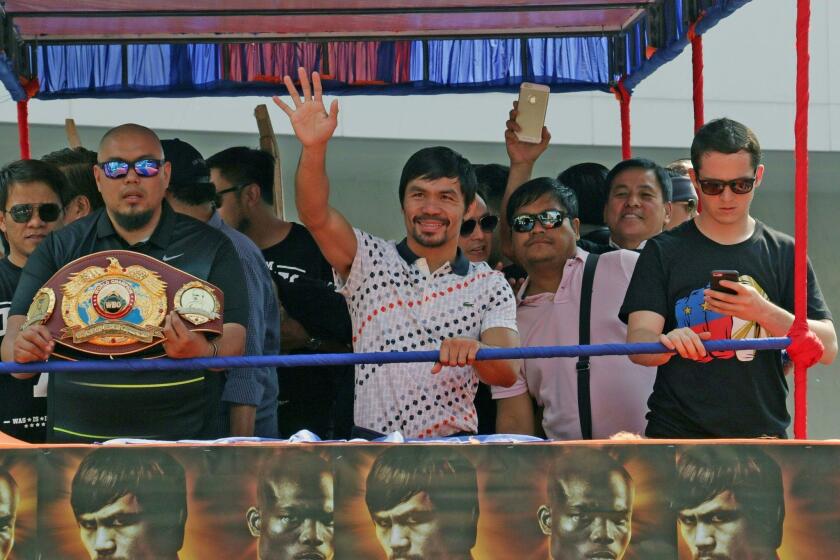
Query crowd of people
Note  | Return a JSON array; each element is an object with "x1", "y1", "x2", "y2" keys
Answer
[{"x1": 0, "y1": 67, "x2": 836, "y2": 445}]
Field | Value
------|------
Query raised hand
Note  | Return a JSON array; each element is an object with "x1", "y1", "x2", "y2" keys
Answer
[
  {"x1": 505, "y1": 100, "x2": 551, "y2": 165},
  {"x1": 272, "y1": 67, "x2": 339, "y2": 148}
]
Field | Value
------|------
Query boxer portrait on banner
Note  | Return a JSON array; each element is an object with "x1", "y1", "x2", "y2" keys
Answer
[
  {"x1": 246, "y1": 451, "x2": 334, "y2": 560},
  {"x1": 70, "y1": 448, "x2": 187, "y2": 560}
]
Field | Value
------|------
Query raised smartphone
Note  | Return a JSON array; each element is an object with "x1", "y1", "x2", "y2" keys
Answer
[{"x1": 515, "y1": 82, "x2": 550, "y2": 143}]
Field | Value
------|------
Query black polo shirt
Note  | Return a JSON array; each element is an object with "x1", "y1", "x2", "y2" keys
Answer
[{"x1": 10, "y1": 201, "x2": 249, "y2": 443}]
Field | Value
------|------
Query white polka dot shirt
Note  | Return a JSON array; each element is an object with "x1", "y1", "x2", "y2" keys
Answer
[{"x1": 336, "y1": 229, "x2": 518, "y2": 438}]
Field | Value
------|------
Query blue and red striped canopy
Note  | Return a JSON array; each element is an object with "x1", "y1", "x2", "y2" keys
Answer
[{"x1": 0, "y1": 0, "x2": 750, "y2": 100}]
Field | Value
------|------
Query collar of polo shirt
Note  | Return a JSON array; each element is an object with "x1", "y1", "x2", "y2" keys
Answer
[{"x1": 396, "y1": 238, "x2": 470, "y2": 277}]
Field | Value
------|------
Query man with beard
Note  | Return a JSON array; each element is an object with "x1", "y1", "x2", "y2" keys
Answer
[
  {"x1": 539, "y1": 448, "x2": 634, "y2": 560},
  {"x1": 246, "y1": 452, "x2": 334, "y2": 560},
  {"x1": 272, "y1": 69, "x2": 519, "y2": 439},
  {"x1": 675, "y1": 446, "x2": 784, "y2": 560},
  {"x1": 365, "y1": 447, "x2": 479, "y2": 560},
  {"x1": 0, "y1": 469, "x2": 18, "y2": 560},
  {"x1": 1, "y1": 123, "x2": 248, "y2": 443},
  {"x1": 71, "y1": 448, "x2": 187, "y2": 560}
]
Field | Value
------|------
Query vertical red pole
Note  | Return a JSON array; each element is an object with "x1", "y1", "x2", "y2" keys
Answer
[
  {"x1": 17, "y1": 100, "x2": 31, "y2": 160},
  {"x1": 616, "y1": 81, "x2": 632, "y2": 159},
  {"x1": 792, "y1": 0, "x2": 810, "y2": 439},
  {"x1": 690, "y1": 29, "x2": 705, "y2": 133}
]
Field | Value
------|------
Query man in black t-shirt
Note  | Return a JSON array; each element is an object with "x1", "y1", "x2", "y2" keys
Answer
[
  {"x1": 207, "y1": 147, "x2": 353, "y2": 439},
  {"x1": 621, "y1": 118, "x2": 837, "y2": 438},
  {"x1": 1, "y1": 124, "x2": 248, "y2": 443},
  {"x1": 0, "y1": 159, "x2": 70, "y2": 442}
]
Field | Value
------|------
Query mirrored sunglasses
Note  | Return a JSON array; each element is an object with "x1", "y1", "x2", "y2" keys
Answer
[
  {"x1": 98, "y1": 158, "x2": 164, "y2": 179},
  {"x1": 511, "y1": 210, "x2": 567, "y2": 233},
  {"x1": 6, "y1": 203, "x2": 62, "y2": 224},
  {"x1": 460, "y1": 215, "x2": 499, "y2": 236},
  {"x1": 697, "y1": 177, "x2": 756, "y2": 196}
]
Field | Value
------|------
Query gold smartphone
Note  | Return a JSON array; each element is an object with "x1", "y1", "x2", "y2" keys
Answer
[{"x1": 515, "y1": 82, "x2": 550, "y2": 143}]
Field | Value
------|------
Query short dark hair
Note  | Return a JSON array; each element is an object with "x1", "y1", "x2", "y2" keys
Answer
[
  {"x1": 398, "y1": 147, "x2": 476, "y2": 210},
  {"x1": 0, "y1": 159, "x2": 70, "y2": 211},
  {"x1": 606, "y1": 158, "x2": 672, "y2": 203},
  {"x1": 70, "y1": 448, "x2": 188, "y2": 552},
  {"x1": 558, "y1": 162, "x2": 609, "y2": 226},
  {"x1": 41, "y1": 147, "x2": 104, "y2": 211},
  {"x1": 547, "y1": 448, "x2": 633, "y2": 507},
  {"x1": 506, "y1": 177, "x2": 578, "y2": 227},
  {"x1": 674, "y1": 446, "x2": 784, "y2": 550},
  {"x1": 365, "y1": 447, "x2": 479, "y2": 553},
  {"x1": 206, "y1": 147, "x2": 276, "y2": 205},
  {"x1": 257, "y1": 451, "x2": 332, "y2": 508},
  {"x1": 472, "y1": 163, "x2": 510, "y2": 214},
  {"x1": 691, "y1": 118, "x2": 761, "y2": 173}
]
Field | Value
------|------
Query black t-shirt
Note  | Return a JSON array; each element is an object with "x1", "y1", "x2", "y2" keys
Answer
[
  {"x1": 263, "y1": 223, "x2": 351, "y2": 343},
  {"x1": 0, "y1": 258, "x2": 47, "y2": 442},
  {"x1": 10, "y1": 202, "x2": 249, "y2": 443},
  {"x1": 619, "y1": 220, "x2": 832, "y2": 438},
  {"x1": 262, "y1": 223, "x2": 353, "y2": 438}
]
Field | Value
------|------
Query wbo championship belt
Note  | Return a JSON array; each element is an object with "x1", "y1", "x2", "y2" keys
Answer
[{"x1": 23, "y1": 250, "x2": 224, "y2": 359}]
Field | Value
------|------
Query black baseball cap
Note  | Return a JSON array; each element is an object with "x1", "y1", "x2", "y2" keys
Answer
[{"x1": 162, "y1": 138, "x2": 215, "y2": 205}]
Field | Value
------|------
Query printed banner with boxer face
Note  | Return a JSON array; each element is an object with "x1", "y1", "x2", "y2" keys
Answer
[{"x1": 0, "y1": 442, "x2": 838, "y2": 560}]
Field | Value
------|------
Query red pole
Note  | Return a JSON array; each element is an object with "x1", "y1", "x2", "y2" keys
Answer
[
  {"x1": 17, "y1": 100, "x2": 31, "y2": 160},
  {"x1": 690, "y1": 25, "x2": 705, "y2": 133},
  {"x1": 792, "y1": 0, "x2": 810, "y2": 439},
  {"x1": 615, "y1": 81, "x2": 632, "y2": 160}
]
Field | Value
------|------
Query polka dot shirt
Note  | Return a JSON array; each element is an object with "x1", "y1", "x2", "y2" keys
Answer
[{"x1": 336, "y1": 229, "x2": 518, "y2": 438}]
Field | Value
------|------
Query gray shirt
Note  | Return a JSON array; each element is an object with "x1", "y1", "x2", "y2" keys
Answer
[{"x1": 209, "y1": 211, "x2": 280, "y2": 438}]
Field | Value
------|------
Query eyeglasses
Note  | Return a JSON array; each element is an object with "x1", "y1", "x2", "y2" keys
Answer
[
  {"x1": 511, "y1": 210, "x2": 567, "y2": 233},
  {"x1": 460, "y1": 215, "x2": 499, "y2": 236},
  {"x1": 4, "y1": 203, "x2": 62, "y2": 224},
  {"x1": 98, "y1": 159, "x2": 164, "y2": 179},
  {"x1": 213, "y1": 183, "x2": 250, "y2": 208},
  {"x1": 697, "y1": 177, "x2": 756, "y2": 196}
]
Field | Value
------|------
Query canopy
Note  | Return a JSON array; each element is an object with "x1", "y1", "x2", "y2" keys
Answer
[{"x1": 0, "y1": 0, "x2": 750, "y2": 101}]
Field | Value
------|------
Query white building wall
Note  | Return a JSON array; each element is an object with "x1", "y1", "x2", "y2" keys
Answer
[{"x1": 0, "y1": 0, "x2": 837, "y2": 152}]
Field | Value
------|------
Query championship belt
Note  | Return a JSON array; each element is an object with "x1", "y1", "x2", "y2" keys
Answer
[{"x1": 23, "y1": 250, "x2": 224, "y2": 359}]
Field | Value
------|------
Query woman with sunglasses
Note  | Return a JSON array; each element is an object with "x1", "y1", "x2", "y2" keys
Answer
[{"x1": 0, "y1": 159, "x2": 69, "y2": 443}]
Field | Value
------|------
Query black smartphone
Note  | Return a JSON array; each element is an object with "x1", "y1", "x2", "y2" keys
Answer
[{"x1": 711, "y1": 270, "x2": 739, "y2": 295}]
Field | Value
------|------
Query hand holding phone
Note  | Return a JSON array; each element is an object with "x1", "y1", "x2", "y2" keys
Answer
[
  {"x1": 514, "y1": 82, "x2": 550, "y2": 143},
  {"x1": 710, "y1": 270, "x2": 739, "y2": 295}
]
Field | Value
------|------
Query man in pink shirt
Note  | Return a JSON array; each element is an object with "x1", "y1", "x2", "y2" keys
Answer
[{"x1": 492, "y1": 175, "x2": 655, "y2": 439}]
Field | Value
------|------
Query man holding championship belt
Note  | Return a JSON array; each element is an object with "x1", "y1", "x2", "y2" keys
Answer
[{"x1": 1, "y1": 124, "x2": 248, "y2": 443}]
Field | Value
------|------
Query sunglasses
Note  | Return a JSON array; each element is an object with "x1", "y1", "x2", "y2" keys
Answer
[
  {"x1": 213, "y1": 182, "x2": 250, "y2": 209},
  {"x1": 511, "y1": 210, "x2": 567, "y2": 233},
  {"x1": 98, "y1": 159, "x2": 165, "y2": 179},
  {"x1": 460, "y1": 215, "x2": 499, "y2": 236},
  {"x1": 4, "y1": 203, "x2": 62, "y2": 224},
  {"x1": 697, "y1": 177, "x2": 756, "y2": 196}
]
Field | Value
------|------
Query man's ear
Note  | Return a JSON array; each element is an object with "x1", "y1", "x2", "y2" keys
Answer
[
  {"x1": 571, "y1": 217, "x2": 581, "y2": 240},
  {"x1": 66, "y1": 195, "x2": 92, "y2": 222},
  {"x1": 537, "y1": 504, "x2": 552, "y2": 536},
  {"x1": 663, "y1": 201, "x2": 672, "y2": 226},
  {"x1": 244, "y1": 183, "x2": 262, "y2": 209},
  {"x1": 246, "y1": 506, "x2": 261, "y2": 537},
  {"x1": 0, "y1": 211, "x2": 6, "y2": 235},
  {"x1": 754, "y1": 164, "x2": 766, "y2": 189}
]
